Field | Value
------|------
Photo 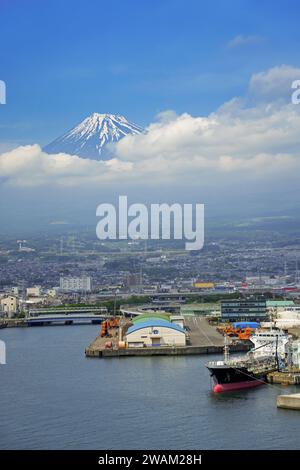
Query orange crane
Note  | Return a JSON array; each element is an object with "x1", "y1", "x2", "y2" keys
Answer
[
  {"x1": 100, "y1": 320, "x2": 108, "y2": 337},
  {"x1": 100, "y1": 318, "x2": 120, "y2": 337},
  {"x1": 237, "y1": 328, "x2": 254, "y2": 340},
  {"x1": 220, "y1": 325, "x2": 255, "y2": 340}
]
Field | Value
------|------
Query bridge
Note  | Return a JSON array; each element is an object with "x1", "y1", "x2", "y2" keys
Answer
[
  {"x1": 28, "y1": 306, "x2": 108, "y2": 316},
  {"x1": 26, "y1": 313, "x2": 108, "y2": 326}
]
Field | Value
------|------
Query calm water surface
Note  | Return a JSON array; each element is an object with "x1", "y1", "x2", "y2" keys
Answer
[{"x1": 0, "y1": 325, "x2": 299, "y2": 450}]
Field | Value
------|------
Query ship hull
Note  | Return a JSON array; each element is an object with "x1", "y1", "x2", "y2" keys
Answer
[
  {"x1": 213, "y1": 379, "x2": 263, "y2": 393},
  {"x1": 207, "y1": 365, "x2": 266, "y2": 393}
]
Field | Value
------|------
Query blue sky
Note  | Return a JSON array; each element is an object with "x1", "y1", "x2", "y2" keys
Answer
[{"x1": 1, "y1": 0, "x2": 300, "y2": 146}]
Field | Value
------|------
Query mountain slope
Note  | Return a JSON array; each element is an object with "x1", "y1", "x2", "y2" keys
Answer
[{"x1": 44, "y1": 113, "x2": 143, "y2": 160}]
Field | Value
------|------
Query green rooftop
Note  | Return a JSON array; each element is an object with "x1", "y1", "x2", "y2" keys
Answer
[
  {"x1": 266, "y1": 300, "x2": 294, "y2": 307},
  {"x1": 132, "y1": 312, "x2": 171, "y2": 323}
]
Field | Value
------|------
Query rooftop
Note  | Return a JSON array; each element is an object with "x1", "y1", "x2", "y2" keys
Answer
[{"x1": 127, "y1": 319, "x2": 185, "y2": 335}]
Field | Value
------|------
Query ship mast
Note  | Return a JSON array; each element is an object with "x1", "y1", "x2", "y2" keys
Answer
[
  {"x1": 275, "y1": 333, "x2": 279, "y2": 371},
  {"x1": 224, "y1": 334, "x2": 230, "y2": 363}
]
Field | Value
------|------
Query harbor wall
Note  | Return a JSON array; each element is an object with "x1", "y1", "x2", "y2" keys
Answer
[{"x1": 85, "y1": 343, "x2": 249, "y2": 358}]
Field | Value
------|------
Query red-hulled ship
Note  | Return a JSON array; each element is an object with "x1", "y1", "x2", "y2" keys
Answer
[{"x1": 206, "y1": 330, "x2": 288, "y2": 393}]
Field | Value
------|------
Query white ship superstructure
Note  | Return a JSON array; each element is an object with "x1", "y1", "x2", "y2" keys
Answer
[{"x1": 250, "y1": 329, "x2": 289, "y2": 360}]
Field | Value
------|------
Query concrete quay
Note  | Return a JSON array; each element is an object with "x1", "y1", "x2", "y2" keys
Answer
[
  {"x1": 277, "y1": 393, "x2": 300, "y2": 410},
  {"x1": 85, "y1": 316, "x2": 250, "y2": 358},
  {"x1": 85, "y1": 342, "x2": 249, "y2": 358},
  {"x1": 268, "y1": 371, "x2": 300, "y2": 385}
]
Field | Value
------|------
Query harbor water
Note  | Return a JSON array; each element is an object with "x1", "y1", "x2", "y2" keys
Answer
[{"x1": 0, "y1": 325, "x2": 299, "y2": 450}]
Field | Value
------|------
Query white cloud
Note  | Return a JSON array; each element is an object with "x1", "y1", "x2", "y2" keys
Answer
[
  {"x1": 249, "y1": 65, "x2": 300, "y2": 101},
  {"x1": 114, "y1": 102, "x2": 300, "y2": 178},
  {"x1": 1, "y1": 65, "x2": 300, "y2": 189},
  {"x1": 227, "y1": 34, "x2": 263, "y2": 48},
  {"x1": 0, "y1": 144, "x2": 133, "y2": 187}
]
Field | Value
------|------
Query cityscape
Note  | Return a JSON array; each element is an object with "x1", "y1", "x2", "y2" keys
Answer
[{"x1": 1, "y1": 218, "x2": 300, "y2": 316}]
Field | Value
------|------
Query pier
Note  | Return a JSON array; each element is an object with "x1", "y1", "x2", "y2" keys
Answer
[
  {"x1": 267, "y1": 370, "x2": 300, "y2": 385},
  {"x1": 85, "y1": 316, "x2": 250, "y2": 358}
]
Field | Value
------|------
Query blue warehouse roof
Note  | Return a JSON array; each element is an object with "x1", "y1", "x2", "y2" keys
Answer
[{"x1": 127, "y1": 319, "x2": 185, "y2": 335}]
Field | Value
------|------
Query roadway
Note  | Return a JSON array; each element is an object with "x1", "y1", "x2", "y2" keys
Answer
[{"x1": 184, "y1": 316, "x2": 224, "y2": 347}]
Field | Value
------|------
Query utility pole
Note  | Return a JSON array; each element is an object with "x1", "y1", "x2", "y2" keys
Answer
[
  {"x1": 259, "y1": 268, "x2": 262, "y2": 289},
  {"x1": 284, "y1": 259, "x2": 288, "y2": 278},
  {"x1": 113, "y1": 290, "x2": 117, "y2": 317},
  {"x1": 139, "y1": 263, "x2": 143, "y2": 294}
]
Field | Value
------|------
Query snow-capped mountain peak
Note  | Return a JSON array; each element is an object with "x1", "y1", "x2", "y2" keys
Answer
[{"x1": 44, "y1": 113, "x2": 143, "y2": 160}]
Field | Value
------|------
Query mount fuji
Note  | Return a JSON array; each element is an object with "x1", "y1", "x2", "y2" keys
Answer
[{"x1": 44, "y1": 113, "x2": 143, "y2": 160}]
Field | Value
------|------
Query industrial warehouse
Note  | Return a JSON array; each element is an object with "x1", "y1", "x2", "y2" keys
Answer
[
  {"x1": 88, "y1": 312, "x2": 187, "y2": 353},
  {"x1": 126, "y1": 316, "x2": 186, "y2": 348}
]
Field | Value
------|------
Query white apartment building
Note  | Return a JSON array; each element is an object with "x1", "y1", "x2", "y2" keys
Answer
[
  {"x1": 26, "y1": 286, "x2": 41, "y2": 297},
  {"x1": 0, "y1": 296, "x2": 18, "y2": 318}
]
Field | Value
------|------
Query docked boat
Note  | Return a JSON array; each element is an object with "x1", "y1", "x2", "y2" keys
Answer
[{"x1": 206, "y1": 329, "x2": 289, "y2": 393}]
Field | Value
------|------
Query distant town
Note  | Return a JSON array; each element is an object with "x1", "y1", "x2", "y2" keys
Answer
[{"x1": 1, "y1": 220, "x2": 300, "y2": 321}]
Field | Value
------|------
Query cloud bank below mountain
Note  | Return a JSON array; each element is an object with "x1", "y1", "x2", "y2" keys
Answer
[{"x1": 1, "y1": 65, "x2": 300, "y2": 190}]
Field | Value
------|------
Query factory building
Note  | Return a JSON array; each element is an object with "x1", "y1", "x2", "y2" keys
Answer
[
  {"x1": 221, "y1": 298, "x2": 267, "y2": 321},
  {"x1": 126, "y1": 319, "x2": 186, "y2": 348}
]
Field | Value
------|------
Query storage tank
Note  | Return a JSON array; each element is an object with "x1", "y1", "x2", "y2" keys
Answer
[{"x1": 118, "y1": 341, "x2": 126, "y2": 349}]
